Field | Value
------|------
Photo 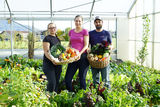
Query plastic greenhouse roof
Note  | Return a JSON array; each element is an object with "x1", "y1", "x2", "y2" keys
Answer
[{"x1": 0, "y1": 0, "x2": 136, "y2": 21}]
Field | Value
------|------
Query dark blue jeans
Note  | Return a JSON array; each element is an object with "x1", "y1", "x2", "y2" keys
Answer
[
  {"x1": 43, "y1": 61, "x2": 62, "y2": 92},
  {"x1": 65, "y1": 53, "x2": 89, "y2": 92}
]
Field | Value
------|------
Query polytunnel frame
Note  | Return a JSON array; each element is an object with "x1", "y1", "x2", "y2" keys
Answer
[{"x1": 2, "y1": 0, "x2": 137, "y2": 59}]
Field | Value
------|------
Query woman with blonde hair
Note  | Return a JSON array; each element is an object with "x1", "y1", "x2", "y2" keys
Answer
[{"x1": 42, "y1": 22, "x2": 62, "y2": 93}]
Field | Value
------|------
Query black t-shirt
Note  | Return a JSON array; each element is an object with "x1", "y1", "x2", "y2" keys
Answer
[{"x1": 43, "y1": 35, "x2": 60, "y2": 63}]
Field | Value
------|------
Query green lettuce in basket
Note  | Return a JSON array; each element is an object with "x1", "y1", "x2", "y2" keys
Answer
[{"x1": 50, "y1": 44, "x2": 66, "y2": 58}]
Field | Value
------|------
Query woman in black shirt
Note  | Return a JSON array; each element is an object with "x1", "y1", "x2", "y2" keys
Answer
[{"x1": 43, "y1": 22, "x2": 61, "y2": 93}]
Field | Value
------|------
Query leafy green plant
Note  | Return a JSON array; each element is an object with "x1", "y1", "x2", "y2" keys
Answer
[
  {"x1": 149, "y1": 84, "x2": 160, "y2": 106},
  {"x1": 137, "y1": 15, "x2": 151, "y2": 65},
  {"x1": 0, "y1": 57, "x2": 160, "y2": 106},
  {"x1": 0, "y1": 67, "x2": 49, "y2": 106},
  {"x1": 63, "y1": 27, "x2": 71, "y2": 41},
  {"x1": 0, "y1": 54, "x2": 42, "y2": 71},
  {"x1": 90, "y1": 42, "x2": 109, "y2": 55},
  {"x1": 50, "y1": 44, "x2": 66, "y2": 58}
]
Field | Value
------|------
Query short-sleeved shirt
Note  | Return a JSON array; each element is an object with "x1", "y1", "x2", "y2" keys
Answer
[
  {"x1": 43, "y1": 35, "x2": 60, "y2": 62},
  {"x1": 69, "y1": 29, "x2": 89, "y2": 52},
  {"x1": 89, "y1": 30, "x2": 112, "y2": 47}
]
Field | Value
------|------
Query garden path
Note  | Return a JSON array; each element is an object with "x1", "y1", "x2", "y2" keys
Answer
[
  {"x1": 0, "y1": 49, "x2": 43, "y2": 59},
  {"x1": 0, "y1": 49, "x2": 116, "y2": 60}
]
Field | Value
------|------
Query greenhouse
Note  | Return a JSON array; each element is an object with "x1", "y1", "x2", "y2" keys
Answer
[{"x1": 0, "y1": 0, "x2": 160, "y2": 106}]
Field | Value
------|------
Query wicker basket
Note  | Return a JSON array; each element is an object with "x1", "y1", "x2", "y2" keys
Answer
[
  {"x1": 56, "y1": 58, "x2": 76, "y2": 65},
  {"x1": 87, "y1": 55, "x2": 110, "y2": 68},
  {"x1": 52, "y1": 47, "x2": 79, "y2": 65}
]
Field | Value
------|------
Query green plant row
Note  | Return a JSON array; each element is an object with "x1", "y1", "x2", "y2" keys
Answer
[{"x1": 0, "y1": 55, "x2": 159, "y2": 107}]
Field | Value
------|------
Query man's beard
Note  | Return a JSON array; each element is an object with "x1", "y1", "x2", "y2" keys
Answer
[{"x1": 96, "y1": 26, "x2": 102, "y2": 30}]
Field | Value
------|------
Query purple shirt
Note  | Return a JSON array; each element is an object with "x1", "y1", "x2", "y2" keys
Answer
[{"x1": 69, "y1": 29, "x2": 89, "y2": 52}]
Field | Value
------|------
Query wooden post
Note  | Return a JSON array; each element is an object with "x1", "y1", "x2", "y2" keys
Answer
[
  {"x1": 28, "y1": 32, "x2": 34, "y2": 59},
  {"x1": 28, "y1": 20, "x2": 35, "y2": 59}
]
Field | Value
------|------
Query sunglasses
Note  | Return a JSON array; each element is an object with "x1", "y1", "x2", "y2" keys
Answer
[{"x1": 48, "y1": 27, "x2": 56, "y2": 29}]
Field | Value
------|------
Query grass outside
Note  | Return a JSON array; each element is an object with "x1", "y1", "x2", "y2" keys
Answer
[
  {"x1": 0, "y1": 38, "x2": 116, "y2": 49},
  {"x1": 0, "y1": 41, "x2": 42, "y2": 49}
]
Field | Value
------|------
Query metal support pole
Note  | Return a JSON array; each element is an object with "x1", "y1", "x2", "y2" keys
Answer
[
  {"x1": 89, "y1": 0, "x2": 95, "y2": 30},
  {"x1": 115, "y1": 18, "x2": 118, "y2": 59},
  {"x1": 152, "y1": 0, "x2": 155, "y2": 68},
  {"x1": 5, "y1": 0, "x2": 13, "y2": 56},
  {"x1": 10, "y1": 18, "x2": 13, "y2": 56},
  {"x1": 71, "y1": 20, "x2": 72, "y2": 29},
  {"x1": 50, "y1": 0, "x2": 53, "y2": 22},
  {"x1": 90, "y1": 19, "x2": 92, "y2": 30},
  {"x1": 135, "y1": 4, "x2": 137, "y2": 63}
]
